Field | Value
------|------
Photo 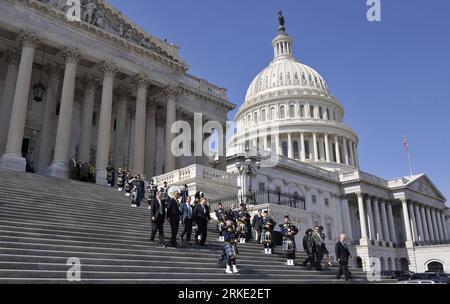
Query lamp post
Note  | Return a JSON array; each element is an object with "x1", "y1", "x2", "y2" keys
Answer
[{"x1": 235, "y1": 147, "x2": 261, "y2": 204}]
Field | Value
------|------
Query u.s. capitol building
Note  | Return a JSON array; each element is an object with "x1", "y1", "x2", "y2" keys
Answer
[
  {"x1": 226, "y1": 16, "x2": 450, "y2": 273},
  {"x1": 0, "y1": 0, "x2": 448, "y2": 275}
]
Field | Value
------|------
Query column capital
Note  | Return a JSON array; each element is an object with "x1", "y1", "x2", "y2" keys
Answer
[
  {"x1": 61, "y1": 47, "x2": 82, "y2": 64},
  {"x1": 17, "y1": 29, "x2": 41, "y2": 48},
  {"x1": 99, "y1": 60, "x2": 118, "y2": 78},
  {"x1": 81, "y1": 75, "x2": 100, "y2": 91},
  {"x1": 45, "y1": 62, "x2": 62, "y2": 83},
  {"x1": 133, "y1": 73, "x2": 151, "y2": 89},
  {"x1": 147, "y1": 95, "x2": 157, "y2": 107},
  {"x1": 163, "y1": 86, "x2": 181, "y2": 99},
  {"x1": 355, "y1": 191, "x2": 364, "y2": 199},
  {"x1": 5, "y1": 48, "x2": 21, "y2": 65}
]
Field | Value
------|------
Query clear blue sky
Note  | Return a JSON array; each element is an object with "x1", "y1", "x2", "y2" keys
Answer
[{"x1": 109, "y1": 0, "x2": 450, "y2": 204}]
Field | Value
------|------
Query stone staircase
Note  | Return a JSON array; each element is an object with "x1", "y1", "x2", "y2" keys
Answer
[{"x1": 0, "y1": 169, "x2": 375, "y2": 284}]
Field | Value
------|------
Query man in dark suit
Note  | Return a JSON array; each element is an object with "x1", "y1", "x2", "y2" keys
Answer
[
  {"x1": 335, "y1": 234, "x2": 352, "y2": 280},
  {"x1": 193, "y1": 198, "x2": 210, "y2": 246},
  {"x1": 150, "y1": 190, "x2": 166, "y2": 248},
  {"x1": 179, "y1": 195, "x2": 193, "y2": 245},
  {"x1": 167, "y1": 191, "x2": 181, "y2": 247}
]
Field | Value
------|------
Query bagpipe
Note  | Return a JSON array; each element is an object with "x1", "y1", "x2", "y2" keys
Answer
[
  {"x1": 124, "y1": 178, "x2": 133, "y2": 196},
  {"x1": 262, "y1": 218, "x2": 276, "y2": 245}
]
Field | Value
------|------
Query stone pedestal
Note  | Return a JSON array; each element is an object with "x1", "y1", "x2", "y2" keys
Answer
[
  {"x1": 0, "y1": 153, "x2": 26, "y2": 171},
  {"x1": 46, "y1": 160, "x2": 69, "y2": 178}
]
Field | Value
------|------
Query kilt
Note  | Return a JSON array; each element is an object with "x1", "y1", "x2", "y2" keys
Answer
[
  {"x1": 224, "y1": 242, "x2": 236, "y2": 258},
  {"x1": 282, "y1": 238, "x2": 296, "y2": 253}
]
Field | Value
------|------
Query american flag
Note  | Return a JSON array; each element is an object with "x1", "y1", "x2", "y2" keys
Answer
[{"x1": 403, "y1": 137, "x2": 409, "y2": 152}]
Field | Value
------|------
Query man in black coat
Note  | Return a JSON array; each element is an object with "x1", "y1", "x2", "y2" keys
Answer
[
  {"x1": 134, "y1": 174, "x2": 145, "y2": 207},
  {"x1": 335, "y1": 234, "x2": 352, "y2": 280},
  {"x1": 150, "y1": 190, "x2": 166, "y2": 247},
  {"x1": 167, "y1": 191, "x2": 181, "y2": 247},
  {"x1": 252, "y1": 209, "x2": 263, "y2": 243},
  {"x1": 193, "y1": 198, "x2": 210, "y2": 246}
]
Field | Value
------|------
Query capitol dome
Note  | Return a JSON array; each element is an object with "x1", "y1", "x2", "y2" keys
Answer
[
  {"x1": 232, "y1": 14, "x2": 360, "y2": 173},
  {"x1": 245, "y1": 56, "x2": 330, "y2": 103}
]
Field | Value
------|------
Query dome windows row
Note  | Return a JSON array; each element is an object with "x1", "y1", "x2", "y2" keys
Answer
[{"x1": 239, "y1": 102, "x2": 342, "y2": 127}]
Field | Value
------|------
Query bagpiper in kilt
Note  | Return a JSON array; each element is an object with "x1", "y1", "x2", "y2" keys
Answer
[
  {"x1": 215, "y1": 203, "x2": 226, "y2": 241},
  {"x1": 261, "y1": 211, "x2": 276, "y2": 254},
  {"x1": 279, "y1": 215, "x2": 299, "y2": 266},
  {"x1": 222, "y1": 219, "x2": 239, "y2": 274}
]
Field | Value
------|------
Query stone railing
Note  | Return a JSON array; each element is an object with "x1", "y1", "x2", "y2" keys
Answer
[
  {"x1": 154, "y1": 163, "x2": 236, "y2": 187},
  {"x1": 182, "y1": 74, "x2": 228, "y2": 99},
  {"x1": 339, "y1": 170, "x2": 388, "y2": 187}
]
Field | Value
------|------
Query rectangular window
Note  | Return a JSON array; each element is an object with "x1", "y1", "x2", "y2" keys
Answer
[
  {"x1": 310, "y1": 105, "x2": 314, "y2": 118},
  {"x1": 312, "y1": 195, "x2": 317, "y2": 203},
  {"x1": 325, "y1": 198, "x2": 329, "y2": 206},
  {"x1": 300, "y1": 105, "x2": 305, "y2": 117},
  {"x1": 259, "y1": 183, "x2": 266, "y2": 192}
]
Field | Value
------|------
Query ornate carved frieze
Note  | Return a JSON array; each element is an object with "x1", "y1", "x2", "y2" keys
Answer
[
  {"x1": 163, "y1": 86, "x2": 181, "y2": 100},
  {"x1": 32, "y1": 0, "x2": 186, "y2": 71}
]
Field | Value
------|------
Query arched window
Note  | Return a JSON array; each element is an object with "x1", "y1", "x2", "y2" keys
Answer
[
  {"x1": 289, "y1": 105, "x2": 295, "y2": 118},
  {"x1": 247, "y1": 114, "x2": 251, "y2": 122},
  {"x1": 293, "y1": 140, "x2": 299, "y2": 159},
  {"x1": 309, "y1": 105, "x2": 315, "y2": 118},
  {"x1": 300, "y1": 105, "x2": 305, "y2": 117},
  {"x1": 427, "y1": 261, "x2": 444, "y2": 273},
  {"x1": 282, "y1": 141, "x2": 288, "y2": 157},
  {"x1": 319, "y1": 106, "x2": 323, "y2": 119},
  {"x1": 253, "y1": 112, "x2": 258, "y2": 123},
  {"x1": 270, "y1": 107, "x2": 275, "y2": 120},
  {"x1": 304, "y1": 140, "x2": 310, "y2": 159},
  {"x1": 261, "y1": 109, "x2": 266, "y2": 121},
  {"x1": 326, "y1": 108, "x2": 330, "y2": 120},
  {"x1": 279, "y1": 106, "x2": 285, "y2": 119}
]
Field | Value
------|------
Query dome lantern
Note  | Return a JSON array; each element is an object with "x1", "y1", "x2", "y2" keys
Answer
[{"x1": 272, "y1": 11, "x2": 294, "y2": 61}]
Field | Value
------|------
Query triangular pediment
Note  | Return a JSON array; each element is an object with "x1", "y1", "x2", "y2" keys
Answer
[{"x1": 406, "y1": 175, "x2": 446, "y2": 201}]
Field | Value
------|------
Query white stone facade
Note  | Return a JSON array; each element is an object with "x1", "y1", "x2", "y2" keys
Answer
[{"x1": 227, "y1": 20, "x2": 450, "y2": 273}]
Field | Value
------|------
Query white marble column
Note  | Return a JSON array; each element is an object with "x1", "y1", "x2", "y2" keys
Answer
[
  {"x1": 349, "y1": 140, "x2": 356, "y2": 166},
  {"x1": 274, "y1": 133, "x2": 280, "y2": 156},
  {"x1": 263, "y1": 134, "x2": 268, "y2": 151},
  {"x1": 387, "y1": 202, "x2": 397, "y2": 243},
  {"x1": 133, "y1": 74, "x2": 150, "y2": 175},
  {"x1": 440, "y1": 213, "x2": 449, "y2": 242},
  {"x1": 218, "y1": 122, "x2": 227, "y2": 171},
  {"x1": 407, "y1": 200, "x2": 419, "y2": 243},
  {"x1": 414, "y1": 202, "x2": 425, "y2": 243},
  {"x1": 318, "y1": 136, "x2": 325, "y2": 161},
  {"x1": 0, "y1": 49, "x2": 21, "y2": 155},
  {"x1": 48, "y1": 48, "x2": 82, "y2": 177},
  {"x1": 425, "y1": 207, "x2": 436, "y2": 243},
  {"x1": 435, "y1": 210, "x2": 444, "y2": 243},
  {"x1": 334, "y1": 135, "x2": 341, "y2": 163},
  {"x1": 343, "y1": 137, "x2": 349, "y2": 165},
  {"x1": 365, "y1": 196, "x2": 376, "y2": 240},
  {"x1": 356, "y1": 192, "x2": 368, "y2": 240},
  {"x1": 324, "y1": 134, "x2": 330, "y2": 162},
  {"x1": 79, "y1": 76, "x2": 98, "y2": 163},
  {"x1": 420, "y1": 205, "x2": 430, "y2": 243},
  {"x1": 144, "y1": 98, "x2": 157, "y2": 178},
  {"x1": 95, "y1": 61, "x2": 118, "y2": 185},
  {"x1": 341, "y1": 197, "x2": 353, "y2": 239},
  {"x1": 113, "y1": 86, "x2": 129, "y2": 169},
  {"x1": 431, "y1": 209, "x2": 441, "y2": 243},
  {"x1": 163, "y1": 86, "x2": 180, "y2": 173},
  {"x1": 353, "y1": 142, "x2": 360, "y2": 167},
  {"x1": 401, "y1": 199, "x2": 413, "y2": 242},
  {"x1": 0, "y1": 30, "x2": 40, "y2": 171},
  {"x1": 380, "y1": 199, "x2": 390, "y2": 242},
  {"x1": 287, "y1": 133, "x2": 293, "y2": 159},
  {"x1": 373, "y1": 198, "x2": 383, "y2": 241},
  {"x1": 312, "y1": 133, "x2": 318, "y2": 161},
  {"x1": 300, "y1": 132, "x2": 306, "y2": 161}
]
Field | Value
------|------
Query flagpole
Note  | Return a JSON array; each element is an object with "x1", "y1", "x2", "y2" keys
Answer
[{"x1": 407, "y1": 149, "x2": 413, "y2": 177}]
